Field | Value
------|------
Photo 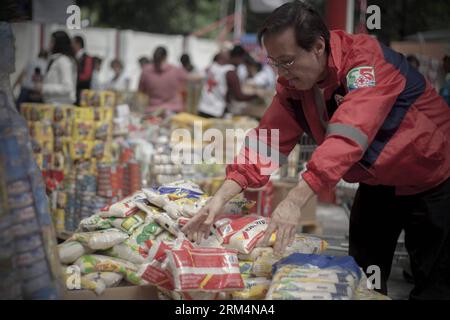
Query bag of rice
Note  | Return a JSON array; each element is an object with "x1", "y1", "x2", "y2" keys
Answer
[
  {"x1": 98, "y1": 195, "x2": 139, "y2": 218},
  {"x1": 154, "y1": 212, "x2": 180, "y2": 236},
  {"x1": 163, "y1": 246, "x2": 244, "y2": 292},
  {"x1": 232, "y1": 277, "x2": 271, "y2": 300},
  {"x1": 80, "y1": 272, "x2": 123, "y2": 295},
  {"x1": 222, "y1": 196, "x2": 256, "y2": 215},
  {"x1": 74, "y1": 254, "x2": 145, "y2": 285},
  {"x1": 110, "y1": 210, "x2": 147, "y2": 235},
  {"x1": 58, "y1": 241, "x2": 88, "y2": 264},
  {"x1": 78, "y1": 214, "x2": 112, "y2": 232},
  {"x1": 137, "y1": 241, "x2": 177, "y2": 290},
  {"x1": 266, "y1": 253, "x2": 362, "y2": 300},
  {"x1": 70, "y1": 229, "x2": 128, "y2": 250},
  {"x1": 214, "y1": 214, "x2": 269, "y2": 254}
]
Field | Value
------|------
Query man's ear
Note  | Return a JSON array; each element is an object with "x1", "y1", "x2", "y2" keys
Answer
[{"x1": 314, "y1": 37, "x2": 326, "y2": 56}]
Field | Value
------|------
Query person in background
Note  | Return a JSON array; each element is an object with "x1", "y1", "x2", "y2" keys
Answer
[
  {"x1": 244, "y1": 53, "x2": 276, "y2": 91},
  {"x1": 38, "y1": 31, "x2": 77, "y2": 104},
  {"x1": 180, "y1": 53, "x2": 196, "y2": 73},
  {"x1": 72, "y1": 35, "x2": 94, "y2": 105},
  {"x1": 14, "y1": 49, "x2": 48, "y2": 110},
  {"x1": 105, "y1": 58, "x2": 130, "y2": 92},
  {"x1": 90, "y1": 56, "x2": 103, "y2": 90},
  {"x1": 138, "y1": 46, "x2": 189, "y2": 114},
  {"x1": 138, "y1": 56, "x2": 151, "y2": 70},
  {"x1": 439, "y1": 55, "x2": 450, "y2": 106},
  {"x1": 406, "y1": 54, "x2": 420, "y2": 70},
  {"x1": 197, "y1": 48, "x2": 260, "y2": 118}
]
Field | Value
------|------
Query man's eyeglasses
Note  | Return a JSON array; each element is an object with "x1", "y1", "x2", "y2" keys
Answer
[{"x1": 267, "y1": 56, "x2": 297, "y2": 70}]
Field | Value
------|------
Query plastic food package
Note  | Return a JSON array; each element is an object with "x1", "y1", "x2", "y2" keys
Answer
[
  {"x1": 239, "y1": 261, "x2": 254, "y2": 276},
  {"x1": 70, "y1": 229, "x2": 128, "y2": 250},
  {"x1": 154, "y1": 212, "x2": 180, "y2": 236},
  {"x1": 214, "y1": 214, "x2": 269, "y2": 254},
  {"x1": 101, "y1": 242, "x2": 145, "y2": 265},
  {"x1": 80, "y1": 272, "x2": 123, "y2": 295},
  {"x1": 266, "y1": 253, "x2": 362, "y2": 300},
  {"x1": 137, "y1": 240, "x2": 181, "y2": 290},
  {"x1": 58, "y1": 241, "x2": 88, "y2": 264},
  {"x1": 251, "y1": 235, "x2": 328, "y2": 277},
  {"x1": 78, "y1": 214, "x2": 112, "y2": 231},
  {"x1": 238, "y1": 247, "x2": 274, "y2": 262},
  {"x1": 101, "y1": 219, "x2": 162, "y2": 264},
  {"x1": 98, "y1": 195, "x2": 140, "y2": 218},
  {"x1": 222, "y1": 196, "x2": 256, "y2": 215},
  {"x1": 155, "y1": 231, "x2": 176, "y2": 243},
  {"x1": 163, "y1": 246, "x2": 244, "y2": 292},
  {"x1": 74, "y1": 254, "x2": 144, "y2": 285},
  {"x1": 110, "y1": 210, "x2": 146, "y2": 235},
  {"x1": 232, "y1": 277, "x2": 271, "y2": 300}
]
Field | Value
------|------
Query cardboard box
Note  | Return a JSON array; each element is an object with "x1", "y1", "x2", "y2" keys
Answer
[{"x1": 64, "y1": 285, "x2": 159, "y2": 300}]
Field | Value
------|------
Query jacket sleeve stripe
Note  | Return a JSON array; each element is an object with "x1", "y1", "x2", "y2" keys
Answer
[{"x1": 326, "y1": 123, "x2": 369, "y2": 151}]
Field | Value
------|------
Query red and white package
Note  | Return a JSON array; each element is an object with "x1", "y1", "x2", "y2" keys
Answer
[
  {"x1": 164, "y1": 247, "x2": 244, "y2": 292},
  {"x1": 214, "y1": 214, "x2": 269, "y2": 254},
  {"x1": 137, "y1": 241, "x2": 174, "y2": 290},
  {"x1": 98, "y1": 195, "x2": 139, "y2": 218},
  {"x1": 137, "y1": 238, "x2": 194, "y2": 290}
]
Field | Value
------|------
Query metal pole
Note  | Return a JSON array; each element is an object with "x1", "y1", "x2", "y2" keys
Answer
[{"x1": 233, "y1": 0, "x2": 243, "y2": 42}]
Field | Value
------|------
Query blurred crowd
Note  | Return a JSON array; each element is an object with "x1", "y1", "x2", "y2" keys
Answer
[{"x1": 13, "y1": 30, "x2": 275, "y2": 119}]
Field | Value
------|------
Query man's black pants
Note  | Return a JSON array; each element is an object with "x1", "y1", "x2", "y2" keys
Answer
[{"x1": 349, "y1": 177, "x2": 450, "y2": 300}]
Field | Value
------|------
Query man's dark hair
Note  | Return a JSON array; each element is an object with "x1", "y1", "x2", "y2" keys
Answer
[
  {"x1": 73, "y1": 35, "x2": 85, "y2": 49},
  {"x1": 258, "y1": 1, "x2": 330, "y2": 54},
  {"x1": 230, "y1": 45, "x2": 247, "y2": 58}
]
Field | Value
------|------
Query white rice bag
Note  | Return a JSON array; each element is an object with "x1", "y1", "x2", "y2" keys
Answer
[
  {"x1": 214, "y1": 214, "x2": 269, "y2": 254},
  {"x1": 98, "y1": 195, "x2": 139, "y2": 218},
  {"x1": 58, "y1": 241, "x2": 87, "y2": 264},
  {"x1": 70, "y1": 229, "x2": 128, "y2": 250}
]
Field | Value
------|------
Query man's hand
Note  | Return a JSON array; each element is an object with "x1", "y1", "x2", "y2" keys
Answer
[
  {"x1": 181, "y1": 197, "x2": 224, "y2": 244},
  {"x1": 181, "y1": 179, "x2": 242, "y2": 244},
  {"x1": 261, "y1": 179, "x2": 315, "y2": 256}
]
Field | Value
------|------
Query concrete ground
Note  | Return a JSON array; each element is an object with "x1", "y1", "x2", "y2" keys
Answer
[{"x1": 313, "y1": 202, "x2": 414, "y2": 300}]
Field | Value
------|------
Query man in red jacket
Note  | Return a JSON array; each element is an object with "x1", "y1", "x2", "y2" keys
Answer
[{"x1": 182, "y1": 1, "x2": 450, "y2": 299}]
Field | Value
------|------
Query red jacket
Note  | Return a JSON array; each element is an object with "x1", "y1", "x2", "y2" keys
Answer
[{"x1": 226, "y1": 30, "x2": 450, "y2": 195}]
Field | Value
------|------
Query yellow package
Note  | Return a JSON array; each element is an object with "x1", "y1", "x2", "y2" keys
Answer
[
  {"x1": 74, "y1": 107, "x2": 95, "y2": 121},
  {"x1": 53, "y1": 208, "x2": 65, "y2": 232},
  {"x1": 101, "y1": 91, "x2": 116, "y2": 108},
  {"x1": 232, "y1": 277, "x2": 271, "y2": 300},
  {"x1": 31, "y1": 122, "x2": 53, "y2": 141},
  {"x1": 94, "y1": 121, "x2": 112, "y2": 141},
  {"x1": 80, "y1": 89, "x2": 102, "y2": 107},
  {"x1": 91, "y1": 140, "x2": 106, "y2": 160},
  {"x1": 72, "y1": 120, "x2": 95, "y2": 141},
  {"x1": 70, "y1": 141, "x2": 93, "y2": 160},
  {"x1": 239, "y1": 261, "x2": 254, "y2": 276},
  {"x1": 33, "y1": 104, "x2": 54, "y2": 122}
]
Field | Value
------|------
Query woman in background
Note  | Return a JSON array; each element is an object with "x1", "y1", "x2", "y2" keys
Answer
[
  {"x1": 138, "y1": 46, "x2": 189, "y2": 114},
  {"x1": 40, "y1": 31, "x2": 77, "y2": 104}
]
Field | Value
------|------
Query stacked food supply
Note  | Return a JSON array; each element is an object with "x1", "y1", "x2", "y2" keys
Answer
[
  {"x1": 58, "y1": 180, "x2": 342, "y2": 299},
  {"x1": 266, "y1": 253, "x2": 363, "y2": 300},
  {"x1": 20, "y1": 91, "x2": 143, "y2": 233}
]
